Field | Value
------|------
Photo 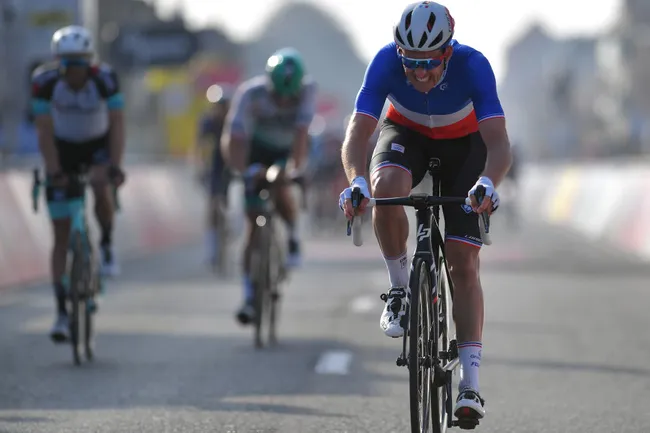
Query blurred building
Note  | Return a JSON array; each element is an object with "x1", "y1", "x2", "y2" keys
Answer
[
  {"x1": 595, "y1": 0, "x2": 650, "y2": 155},
  {"x1": 242, "y1": 2, "x2": 368, "y2": 131},
  {"x1": 84, "y1": 0, "x2": 244, "y2": 157},
  {"x1": 501, "y1": 24, "x2": 602, "y2": 161}
]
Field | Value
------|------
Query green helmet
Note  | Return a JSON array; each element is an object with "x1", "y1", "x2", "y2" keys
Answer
[{"x1": 265, "y1": 48, "x2": 305, "y2": 98}]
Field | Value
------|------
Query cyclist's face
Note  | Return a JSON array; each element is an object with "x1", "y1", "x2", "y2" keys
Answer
[
  {"x1": 59, "y1": 55, "x2": 91, "y2": 87},
  {"x1": 399, "y1": 47, "x2": 451, "y2": 93}
]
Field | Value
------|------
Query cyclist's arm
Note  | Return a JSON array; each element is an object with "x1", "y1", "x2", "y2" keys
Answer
[
  {"x1": 101, "y1": 68, "x2": 126, "y2": 166},
  {"x1": 342, "y1": 114, "x2": 377, "y2": 182},
  {"x1": 31, "y1": 75, "x2": 59, "y2": 174},
  {"x1": 290, "y1": 82, "x2": 317, "y2": 172},
  {"x1": 469, "y1": 52, "x2": 512, "y2": 187},
  {"x1": 221, "y1": 85, "x2": 252, "y2": 174},
  {"x1": 342, "y1": 50, "x2": 389, "y2": 182}
]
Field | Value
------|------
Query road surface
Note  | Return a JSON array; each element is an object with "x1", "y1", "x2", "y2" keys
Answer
[{"x1": 1, "y1": 216, "x2": 649, "y2": 433}]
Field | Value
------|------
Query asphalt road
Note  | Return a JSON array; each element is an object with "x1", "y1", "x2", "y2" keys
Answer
[{"x1": 1, "y1": 214, "x2": 649, "y2": 433}]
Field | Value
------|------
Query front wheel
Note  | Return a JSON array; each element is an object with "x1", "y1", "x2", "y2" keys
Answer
[
  {"x1": 69, "y1": 233, "x2": 85, "y2": 366},
  {"x1": 409, "y1": 258, "x2": 433, "y2": 433},
  {"x1": 432, "y1": 253, "x2": 454, "y2": 433}
]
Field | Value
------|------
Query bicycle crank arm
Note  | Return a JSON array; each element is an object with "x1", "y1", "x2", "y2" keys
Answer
[{"x1": 442, "y1": 357, "x2": 460, "y2": 372}]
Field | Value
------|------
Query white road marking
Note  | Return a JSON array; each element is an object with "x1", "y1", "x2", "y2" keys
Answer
[{"x1": 314, "y1": 350, "x2": 353, "y2": 375}]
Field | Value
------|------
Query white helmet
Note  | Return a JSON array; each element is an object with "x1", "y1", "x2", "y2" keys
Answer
[
  {"x1": 51, "y1": 25, "x2": 94, "y2": 56},
  {"x1": 394, "y1": 1, "x2": 455, "y2": 52}
]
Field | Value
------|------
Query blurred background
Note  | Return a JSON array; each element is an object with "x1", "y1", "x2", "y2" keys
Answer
[
  {"x1": 0, "y1": 0, "x2": 648, "y2": 225},
  {"x1": 1, "y1": 0, "x2": 648, "y2": 162},
  {"x1": 1, "y1": 1, "x2": 649, "y2": 432}
]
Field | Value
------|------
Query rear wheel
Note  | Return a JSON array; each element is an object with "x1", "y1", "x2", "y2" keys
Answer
[{"x1": 409, "y1": 258, "x2": 433, "y2": 433}]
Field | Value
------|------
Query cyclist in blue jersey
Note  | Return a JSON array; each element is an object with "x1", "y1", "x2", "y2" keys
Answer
[
  {"x1": 31, "y1": 25, "x2": 126, "y2": 343},
  {"x1": 339, "y1": 1, "x2": 512, "y2": 422}
]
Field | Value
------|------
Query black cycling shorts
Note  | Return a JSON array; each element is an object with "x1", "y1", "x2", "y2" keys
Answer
[
  {"x1": 369, "y1": 119, "x2": 487, "y2": 247},
  {"x1": 47, "y1": 134, "x2": 111, "y2": 207},
  {"x1": 244, "y1": 141, "x2": 292, "y2": 210},
  {"x1": 56, "y1": 134, "x2": 111, "y2": 174}
]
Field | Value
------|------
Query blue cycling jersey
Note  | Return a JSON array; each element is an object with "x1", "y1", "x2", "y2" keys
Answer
[{"x1": 354, "y1": 40, "x2": 505, "y2": 139}]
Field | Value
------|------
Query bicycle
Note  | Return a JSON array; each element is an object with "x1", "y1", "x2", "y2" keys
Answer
[
  {"x1": 32, "y1": 168, "x2": 120, "y2": 366},
  {"x1": 348, "y1": 158, "x2": 491, "y2": 432},
  {"x1": 246, "y1": 165, "x2": 305, "y2": 349}
]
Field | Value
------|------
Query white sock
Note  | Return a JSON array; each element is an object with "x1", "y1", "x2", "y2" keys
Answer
[
  {"x1": 458, "y1": 341, "x2": 482, "y2": 392},
  {"x1": 383, "y1": 251, "x2": 409, "y2": 287}
]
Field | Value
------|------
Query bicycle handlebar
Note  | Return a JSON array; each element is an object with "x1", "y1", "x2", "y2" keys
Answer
[
  {"x1": 31, "y1": 167, "x2": 122, "y2": 214},
  {"x1": 347, "y1": 185, "x2": 492, "y2": 247}
]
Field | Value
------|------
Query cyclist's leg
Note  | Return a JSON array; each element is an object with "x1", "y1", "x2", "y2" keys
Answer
[
  {"x1": 46, "y1": 140, "x2": 84, "y2": 342},
  {"x1": 268, "y1": 151, "x2": 301, "y2": 267},
  {"x1": 368, "y1": 120, "x2": 429, "y2": 338},
  {"x1": 235, "y1": 143, "x2": 274, "y2": 324},
  {"x1": 86, "y1": 135, "x2": 118, "y2": 276},
  {"x1": 439, "y1": 132, "x2": 487, "y2": 418}
]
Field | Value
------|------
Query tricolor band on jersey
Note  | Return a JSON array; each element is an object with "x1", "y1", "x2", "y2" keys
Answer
[
  {"x1": 339, "y1": 0, "x2": 514, "y2": 421},
  {"x1": 31, "y1": 25, "x2": 126, "y2": 344}
]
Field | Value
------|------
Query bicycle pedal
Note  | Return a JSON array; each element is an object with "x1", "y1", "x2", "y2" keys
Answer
[{"x1": 452, "y1": 417, "x2": 479, "y2": 430}]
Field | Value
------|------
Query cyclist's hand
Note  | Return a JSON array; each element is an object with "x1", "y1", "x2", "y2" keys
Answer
[
  {"x1": 339, "y1": 176, "x2": 370, "y2": 220},
  {"x1": 243, "y1": 163, "x2": 266, "y2": 192},
  {"x1": 108, "y1": 165, "x2": 126, "y2": 187},
  {"x1": 468, "y1": 176, "x2": 500, "y2": 215},
  {"x1": 47, "y1": 171, "x2": 68, "y2": 188}
]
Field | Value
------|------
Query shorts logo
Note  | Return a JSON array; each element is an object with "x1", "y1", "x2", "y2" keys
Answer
[
  {"x1": 391, "y1": 143, "x2": 405, "y2": 153},
  {"x1": 461, "y1": 204, "x2": 473, "y2": 214}
]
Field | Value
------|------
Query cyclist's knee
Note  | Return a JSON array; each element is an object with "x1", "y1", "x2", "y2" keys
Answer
[
  {"x1": 89, "y1": 165, "x2": 110, "y2": 187},
  {"x1": 52, "y1": 220, "x2": 71, "y2": 248},
  {"x1": 446, "y1": 241, "x2": 480, "y2": 287},
  {"x1": 274, "y1": 184, "x2": 295, "y2": 213},
  {"x1": 371, "y1": 167, "x2": 411, "y2": 198}
]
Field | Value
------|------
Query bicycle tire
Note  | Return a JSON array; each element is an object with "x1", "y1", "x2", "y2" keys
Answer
[
  {"x1": 409, "y1": 257, "x2": 433, "y2": 433},
  {"x1": 69, "y1": 232, "x2": 84, "y2": 366},
  {"x1": 84, "y1": 267, "x2": 99, "y2": 361},
  {"x1": 267, "y1": 230, "x2": 284, "y2": 346},
  {"x1": 252, "y1": 224, "x2": 271, "y2": 349},
  {"x1": 432, "y1": 253, "x2": 453, "y2": 433}
]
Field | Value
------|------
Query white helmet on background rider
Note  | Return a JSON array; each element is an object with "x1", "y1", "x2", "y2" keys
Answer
[
  {"x1": 51, "y1": 25, "x2": 94, "y2": 57},
  {"x1": 393, "y1": 1, "x2": 455, "y2": 52}
]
